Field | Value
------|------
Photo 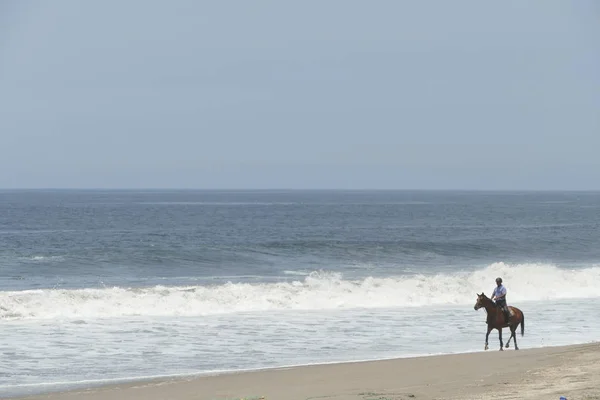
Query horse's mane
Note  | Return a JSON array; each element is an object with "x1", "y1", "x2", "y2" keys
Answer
[
  {"x1": 478, "y1": 293, "x2": 495, "y2": 324},
  {"x1": 478, "y1": 292, "x2": 496, "y2": 322}
]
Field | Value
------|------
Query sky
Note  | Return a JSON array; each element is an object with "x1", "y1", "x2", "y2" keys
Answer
[{"x1": 0, "y1": 1, "x2": 599, "y2": 190}]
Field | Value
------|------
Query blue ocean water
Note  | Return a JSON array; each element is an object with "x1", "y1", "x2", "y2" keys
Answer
[{"x1": 1, "y1": 190, "x2": 600, "y2": 397}]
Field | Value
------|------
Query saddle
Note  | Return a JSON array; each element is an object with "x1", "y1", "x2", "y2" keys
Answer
[
  {"x1": 494, "y1": 303, "x2": 513, "y2": 324},
  {"x1": 496, "y1": 302, "x2": 513, "y2": 317}
]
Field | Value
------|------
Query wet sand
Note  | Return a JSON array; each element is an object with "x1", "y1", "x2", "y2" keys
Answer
[{"x1": 13, "y1": 342, "x2": 600, "y2": 400}]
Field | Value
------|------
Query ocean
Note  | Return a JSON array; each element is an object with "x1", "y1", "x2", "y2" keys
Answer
[{"x1": 1, "y1": 190, "x2": 599, "y2": 397}]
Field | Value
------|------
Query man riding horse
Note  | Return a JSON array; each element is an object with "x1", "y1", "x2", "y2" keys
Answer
[{"x1": 491, "y1": 277, "x2": 510, "y2": 323}]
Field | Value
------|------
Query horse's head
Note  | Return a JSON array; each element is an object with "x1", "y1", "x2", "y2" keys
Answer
[{"x1": 474, "y1": 292, "x2": 487, "y2": 310}]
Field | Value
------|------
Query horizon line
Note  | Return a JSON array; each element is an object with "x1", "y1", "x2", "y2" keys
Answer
[{"x1": 1, "y1": 188, "x2": 600, "y2": 192}]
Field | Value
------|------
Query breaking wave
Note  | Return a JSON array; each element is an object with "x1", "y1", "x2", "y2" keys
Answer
[{"x1": 2, "y1": 262, "x2": 599, "y2": 320}]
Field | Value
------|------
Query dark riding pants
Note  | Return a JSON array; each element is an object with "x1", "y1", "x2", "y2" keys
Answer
[{"x1": 495, "y1": 299, "x2": 510, "y2": 323}]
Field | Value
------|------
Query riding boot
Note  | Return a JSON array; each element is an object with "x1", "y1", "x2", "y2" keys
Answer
[{"x1": 503, "y1": 308, "x2": 510, "y2": 324}]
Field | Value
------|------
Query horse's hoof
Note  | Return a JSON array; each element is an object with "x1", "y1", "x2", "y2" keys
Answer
[
  {"x1": 484, "y1": 346, "x2": 488, "y2": 351},
  {"x1": 499, "y1": 348, "x2": 504, "y2": 351},
  {"x1": 515, "y1": 347, "x2": 519, "y2": 351}
]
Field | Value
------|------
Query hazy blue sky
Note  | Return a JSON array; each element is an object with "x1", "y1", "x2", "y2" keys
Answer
[{"x1": 1, "y1": 1, "x2": 598, "y2": 189}]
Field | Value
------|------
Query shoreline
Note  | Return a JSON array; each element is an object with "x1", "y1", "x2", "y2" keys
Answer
[
  {"x1": 9, "y1": 341, "x2": 600, "y2": 400},
  {"x1": 2, "y1": 349, "x2": 479, "y2": 398}
]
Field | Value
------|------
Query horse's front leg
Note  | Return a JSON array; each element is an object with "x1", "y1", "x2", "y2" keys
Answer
[
  {"x1": 498, "y1": 328, "x2": 504, "y2": 351},
  {"x1": 485, "y1": 326, "x2": 492, "y2": 350}
]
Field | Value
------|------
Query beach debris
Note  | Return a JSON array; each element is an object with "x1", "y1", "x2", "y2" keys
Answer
[{"x1": 358, "y1": 392, "x2": 412, "y2": 400}]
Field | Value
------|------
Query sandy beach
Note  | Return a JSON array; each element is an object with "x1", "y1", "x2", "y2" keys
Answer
[{"x1": 11, "y1": 342, "x2": 600, "y2": 400}]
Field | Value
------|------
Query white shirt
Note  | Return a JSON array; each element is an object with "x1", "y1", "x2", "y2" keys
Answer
[{"x1": 493, "y1": 284, "x2": 506, "y2": 299}]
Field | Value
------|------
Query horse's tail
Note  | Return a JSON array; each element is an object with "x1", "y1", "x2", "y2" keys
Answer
[{"x1": 521, "y1": 312, "x2": 525, "y2": 336}]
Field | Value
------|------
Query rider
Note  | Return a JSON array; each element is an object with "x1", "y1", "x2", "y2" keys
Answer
[{"x1": 491, "y1": 277, "x2": 510, "y2": 324}]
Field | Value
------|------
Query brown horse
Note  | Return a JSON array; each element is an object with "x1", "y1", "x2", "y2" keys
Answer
[{"x1": 473, "y1": 292, "x2": 525, "y2": 351}]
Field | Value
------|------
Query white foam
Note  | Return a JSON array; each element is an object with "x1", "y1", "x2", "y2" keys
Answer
[
  {"x1": 21, "y1": 255, "x2": 65, "y2": 262},
  {"x1": 282, "y1": 270, "x2": 311, "y2": 276},
  {"x1": 1, "y1": 262, "x2": 599, "y2": 320}
]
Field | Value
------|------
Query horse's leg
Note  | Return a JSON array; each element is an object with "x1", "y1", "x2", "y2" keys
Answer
[
  {"x1": 498, "y1": 328, "x2": 504, "y2": 351},
  {"x1": 512, "y1": 325, "x2": 519, "y2": 350},
  {"x1": 485, "y1": 325, "x2": 492, "y2": 351},
  {"x1": 505, "y1": 329, "x2": 513, "y2": 348}
]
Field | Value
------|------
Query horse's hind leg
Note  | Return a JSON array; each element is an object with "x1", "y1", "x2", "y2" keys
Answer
[
  {"x1": 485, "y1": 326, "x2": 492, "y2": 350},
  {"x1": 506, "y1": 325, "x2": 519, "y2": 348},
  {"x1": 505, "y1": 330, "x2": 513, "y2": 348}
]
